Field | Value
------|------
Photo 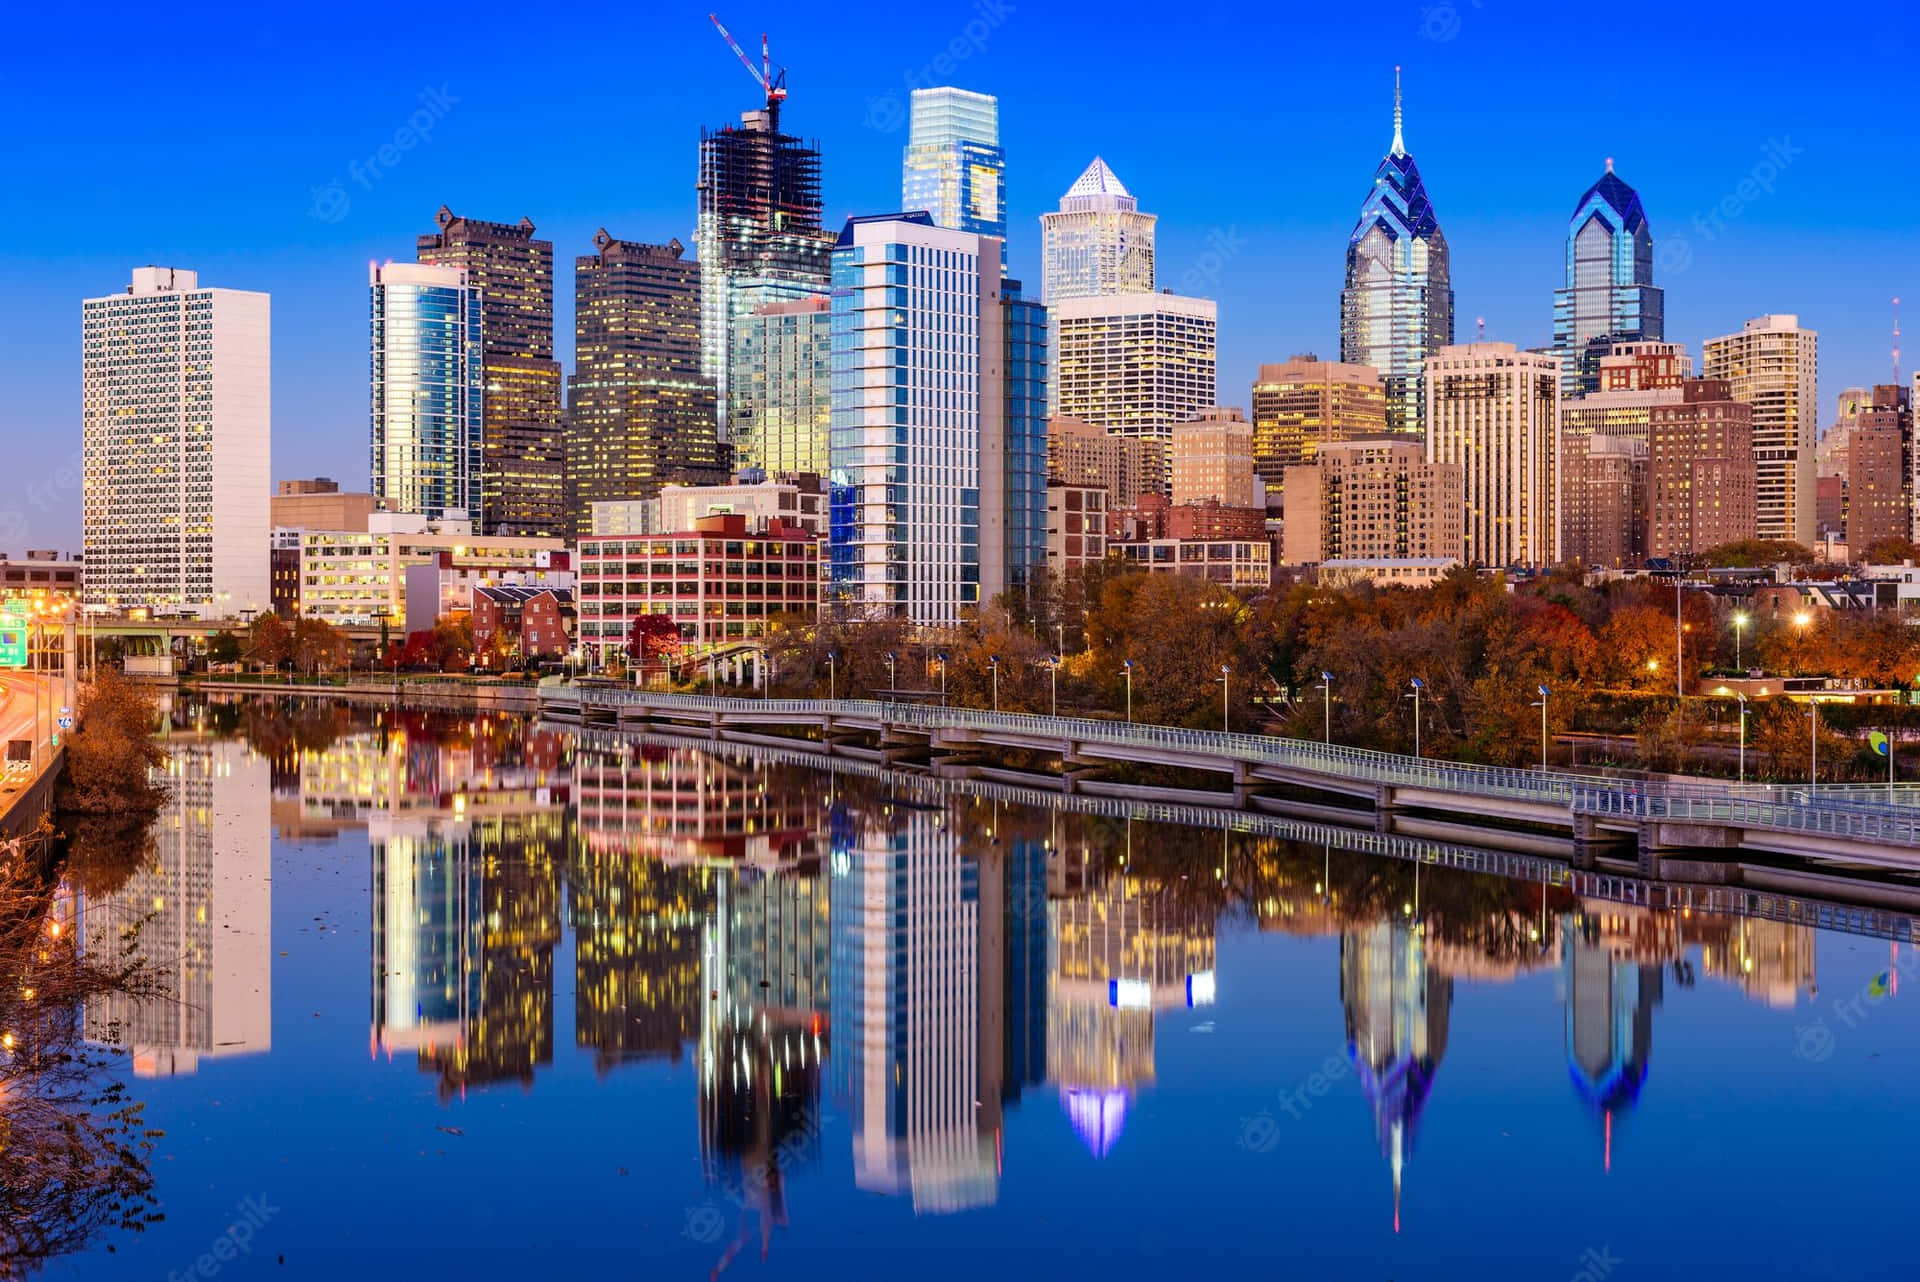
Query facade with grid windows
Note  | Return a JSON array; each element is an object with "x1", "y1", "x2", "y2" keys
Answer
[
  {"x1": 576, "y1": 513, "x2": 819, "y2": 659},
  {"x1": 82, "y1": 267, "x2": 270, "y2": 618}
]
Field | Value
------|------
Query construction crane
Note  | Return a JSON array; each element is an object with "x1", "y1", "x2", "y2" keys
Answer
[{"x1": 709, "y1": 13, "x2": 788, "y2": 117}]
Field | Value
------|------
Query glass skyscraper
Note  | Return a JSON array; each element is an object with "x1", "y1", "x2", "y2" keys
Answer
[
  {"x1": 1339, "y1": 71, "x2": 1454, "y2": 439},
  {"x1": 1003, "y1": 278, "x2": 1048, "y2": 592},
  {"x1": 1551, "y1": 161, "x2": 1664, "y2": 397},
  {"x1": 370, "y1": 262, "x2": 483, "y2": 523},
  {"x1": 902, "y1": 87, "x2": 1007, "y2": 271},
  {"x1": 730, "y1": 295, "x2": 832, "y2": 476}
]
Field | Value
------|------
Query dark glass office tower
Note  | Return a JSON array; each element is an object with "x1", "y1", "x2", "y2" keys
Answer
[{"x1": 567, "y1": 230, "x2": 724, "y2": 538}]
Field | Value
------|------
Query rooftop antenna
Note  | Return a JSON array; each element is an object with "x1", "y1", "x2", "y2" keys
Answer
[
  {"x1": 1476, "y1": 316, "x2": 1486, "y2": 342},
  {"x1": 1391, "y1": 66, "x2": 1405, "y2": 156},
  {"x1": 1894, "y1": 297, "x2": 1903, "y2": 385}
]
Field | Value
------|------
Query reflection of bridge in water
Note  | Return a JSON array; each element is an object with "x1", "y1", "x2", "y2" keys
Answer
[{"x1": 567, "y1": 725, "x2": 1920, "y2": 949}]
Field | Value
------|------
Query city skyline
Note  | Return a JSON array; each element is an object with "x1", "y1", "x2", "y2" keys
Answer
[{"x1": 8, "y1": 7, "x2": 1914, "y2": 551}]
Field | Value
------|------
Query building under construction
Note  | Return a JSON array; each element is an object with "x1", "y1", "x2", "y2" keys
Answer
[{"x1": 695, "y1": 23, "x2": 834, "y2": 441}]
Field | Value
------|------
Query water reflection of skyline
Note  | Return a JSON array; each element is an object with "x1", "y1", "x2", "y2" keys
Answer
[{"x1": 93, "y1": 708, "x2": 1835, "y2": 1229}]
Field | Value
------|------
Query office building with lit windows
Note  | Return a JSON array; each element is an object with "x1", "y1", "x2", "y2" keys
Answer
[
  {"x1": 903, "y1": 87, "x2": 1006, "y2": 270},
  {"x1": 829, "y1": 213, "x2": 1034, "y2": 625},
  {"x1": 1340, "y1": 72, "x2": 1453, "y2": 439},
  {"x1": 1040, "y1": 157, "x2": 1155, "y2": 307},
  {"x1": 1052, "y1": 291, "x2": 1216, "y2": 496},
  {"x1": 81, "y1": 266, "x2": 271, "y2": 618},
  {"x1": 1646, "y1": 378, "x2": 1757, "y2": 559},
  {"x1": 417, "y1": 207, "x2": 566, "y2": 537},
  {"x1": 1425, "y1": 343, "x2": 1561, "y2": 568},
  {"x1": 1551, "y1": 162, "x2": 1664, "y2": 397},
  {"x1": 730, "y1": 296, "x2": 832, "y2": 475},
  {"x1": 1250, "y1": 355, "x2": 1388, "y2": 484},
  {"x1": 1702, "y1": 314, "x2": 1818, "y2": 545},
  {"x1": 567, "y1": 230, "x2": 723, "y2": 538},
  {"x1": 370, "y1": 262, "x2": 483, "y2": 525}
]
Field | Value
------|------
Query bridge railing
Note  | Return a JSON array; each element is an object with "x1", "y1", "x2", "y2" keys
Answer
[{"x1": 555, "y1": 688, "x2": 1920, "y2": 842}]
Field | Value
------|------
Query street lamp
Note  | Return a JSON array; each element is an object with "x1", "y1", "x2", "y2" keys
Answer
[
  {"x1": 1406, "y1": 678, "x2": 1426, "y2": 758},
  {"x1": 1531, "y1": 684, "x2": 1551, "y2": 771},
  {"x1": 1048, "y1": 656, "x2": 1059, "y2": 717},
  {"x1": 936, "y1": 652, "x2": 948, "y2": 705},
  {"x1": 1674, "y1": 575, "x2": 1685, "y2": 700},
  {"x1": 885, "y1": 651, "x2": 896, "y2": 696},
  {"x1": 1217, "y1": 664, "x2": 1231, "y2": 733},
  {"x1": 989, "y1": 654, "x2": 1000, "y2": 712},
  {"x1": 1808, "y1": 700, "x2": 1820, "y2": 786},
  {"x1": 827, "y1": 651, "x2": 837, "y2": 702},
  {"x1": 1121, "y1": 659, "x2": 1134, "y2": 723},
  {"x1": 1736, "y1": 693, "x2": 1749, "y2": 784},
  {"x1": 1731, "y1": 611, "x2": 1749, "y2": 672},
  {"x1": 1318, "y1": 670, "x2": 1333, "y2": 745}
]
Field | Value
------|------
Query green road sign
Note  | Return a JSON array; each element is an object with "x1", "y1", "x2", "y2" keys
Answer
[{"x1": 0, "y1": 611, "x2": 26, "y2": 668}]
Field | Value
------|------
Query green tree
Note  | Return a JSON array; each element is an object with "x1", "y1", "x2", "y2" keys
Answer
[{"x1": 205, "y1": 631, "x2": 242, "y2": 665}]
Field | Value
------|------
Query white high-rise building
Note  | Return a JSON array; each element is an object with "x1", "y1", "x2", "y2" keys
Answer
[
  {"x1": 1425, "y1": 343, "x2": 1562, "y2": 568},
  {"x1": 829, "y1": 213, "x2": 1010, "y2": 626},
  {"x1": 1052, "y1": 291, "x2": 1216, "y2": 494},
  {"x1": 1702, "y1": 314, "x2": 1818, "y2": 544},
  {"x1": 81, "y1": 267, "x2": 270, "y2": 618},
  {"x1": 1040, "y1": 157, "x2": 1155, "y2": 306},
  {"x1": 82, "y1": 740, "x2": 272, "y2": 1076}
]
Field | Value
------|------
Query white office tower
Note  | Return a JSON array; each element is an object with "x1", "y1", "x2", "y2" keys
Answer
[
  {"x1": 1051, "y1": 291, "x2": 1217, "y2": 491},
  {"x1": 81, "y1": 740, "x2": 273, "y2": 1075},
  {"x1": 1040, "y1": 157, "x2": 1155, "y2": 305},
  {"x1": 829, "y1": 213, "x2": 1011, "y2": 625},
  {"x1": 82, "y1": 267, "x2": 270, "y2": 618}
]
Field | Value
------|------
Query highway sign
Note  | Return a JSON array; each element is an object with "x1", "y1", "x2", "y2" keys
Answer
[{"x1": 0, "y1": 612, "x2": 25, "y2": 668}]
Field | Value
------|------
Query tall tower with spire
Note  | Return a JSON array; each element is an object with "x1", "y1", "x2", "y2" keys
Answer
[
  {"x1": 1340, "y1": 68, "x2": 1454, "y2": 439},
  {"x1": 1551, "y1": 160, "x2": 1664, "y2": 397}
]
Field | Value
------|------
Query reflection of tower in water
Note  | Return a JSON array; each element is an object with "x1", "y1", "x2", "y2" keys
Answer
[
  {"x1": 82, "y1": 740, "x2": 273, "y2": 1077},
  {"x1": 830, "y1": 801, "x2": 999, "y2": 1213},
  {"x1": 370, "y1": 808, "x2": 567, "y2": 1098},
  {"x1": 1561, "y1": 910, "x2": 1662, "y2": 1117},
  {"x1": 1340, "y1": 919, "x2": 1451, "y2": 1230},
  {"x1": 1047, "y1": 858, "x2": 1217, "y2": 1160}
]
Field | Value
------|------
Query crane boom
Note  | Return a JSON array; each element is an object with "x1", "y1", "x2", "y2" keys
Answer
[{"x1": 709, "y1": 13, "x2": 767, "y2": 91}]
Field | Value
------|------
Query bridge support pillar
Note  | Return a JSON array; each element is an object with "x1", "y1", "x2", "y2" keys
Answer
[
  {"x1": 1373, "y1": 785, "x2": 1398, "y2": 833},
  {"x1": 1570, "y1": 814, "x2": 1600, "y2": 871},
  {"x1": 1232, "y1": 760, "x2": 1257, "y2": 808}
]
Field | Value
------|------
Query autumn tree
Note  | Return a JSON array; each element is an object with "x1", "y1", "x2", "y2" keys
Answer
[
  {"x1": 245, "y1": 613, "x2": 291, "y2": 674},
  {"x1": 291, "y1": 616, "x2": 348, "y2": 678},
  {"x1": 54, "y1": 669, "x2": 167, "y2": 816}
]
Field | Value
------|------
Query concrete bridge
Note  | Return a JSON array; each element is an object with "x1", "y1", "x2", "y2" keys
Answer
[
  {"x1": 568, "y1": 724, "x2": 1920, "y2": 949},
  {"x1": 539, "y1": 686, "x2": 1920, "y2": 874}
]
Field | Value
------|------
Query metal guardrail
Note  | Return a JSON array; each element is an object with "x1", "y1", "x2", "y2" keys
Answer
[{"x1": 549, "y1": 688, "x2": 1920, "y2": 846}]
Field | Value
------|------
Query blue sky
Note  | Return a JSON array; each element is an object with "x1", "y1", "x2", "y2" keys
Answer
[{"x1": 4, "y1": 0, "x2": 1913, "y2": 550}]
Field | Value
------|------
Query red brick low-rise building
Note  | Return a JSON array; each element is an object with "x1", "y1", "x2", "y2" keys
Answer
[
  {"x1": 576, "y1": 513, "x2": 819, "y2": 662},
  {"x1": 471, "y1": 586, "x2": 575, "y2": 664}
]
